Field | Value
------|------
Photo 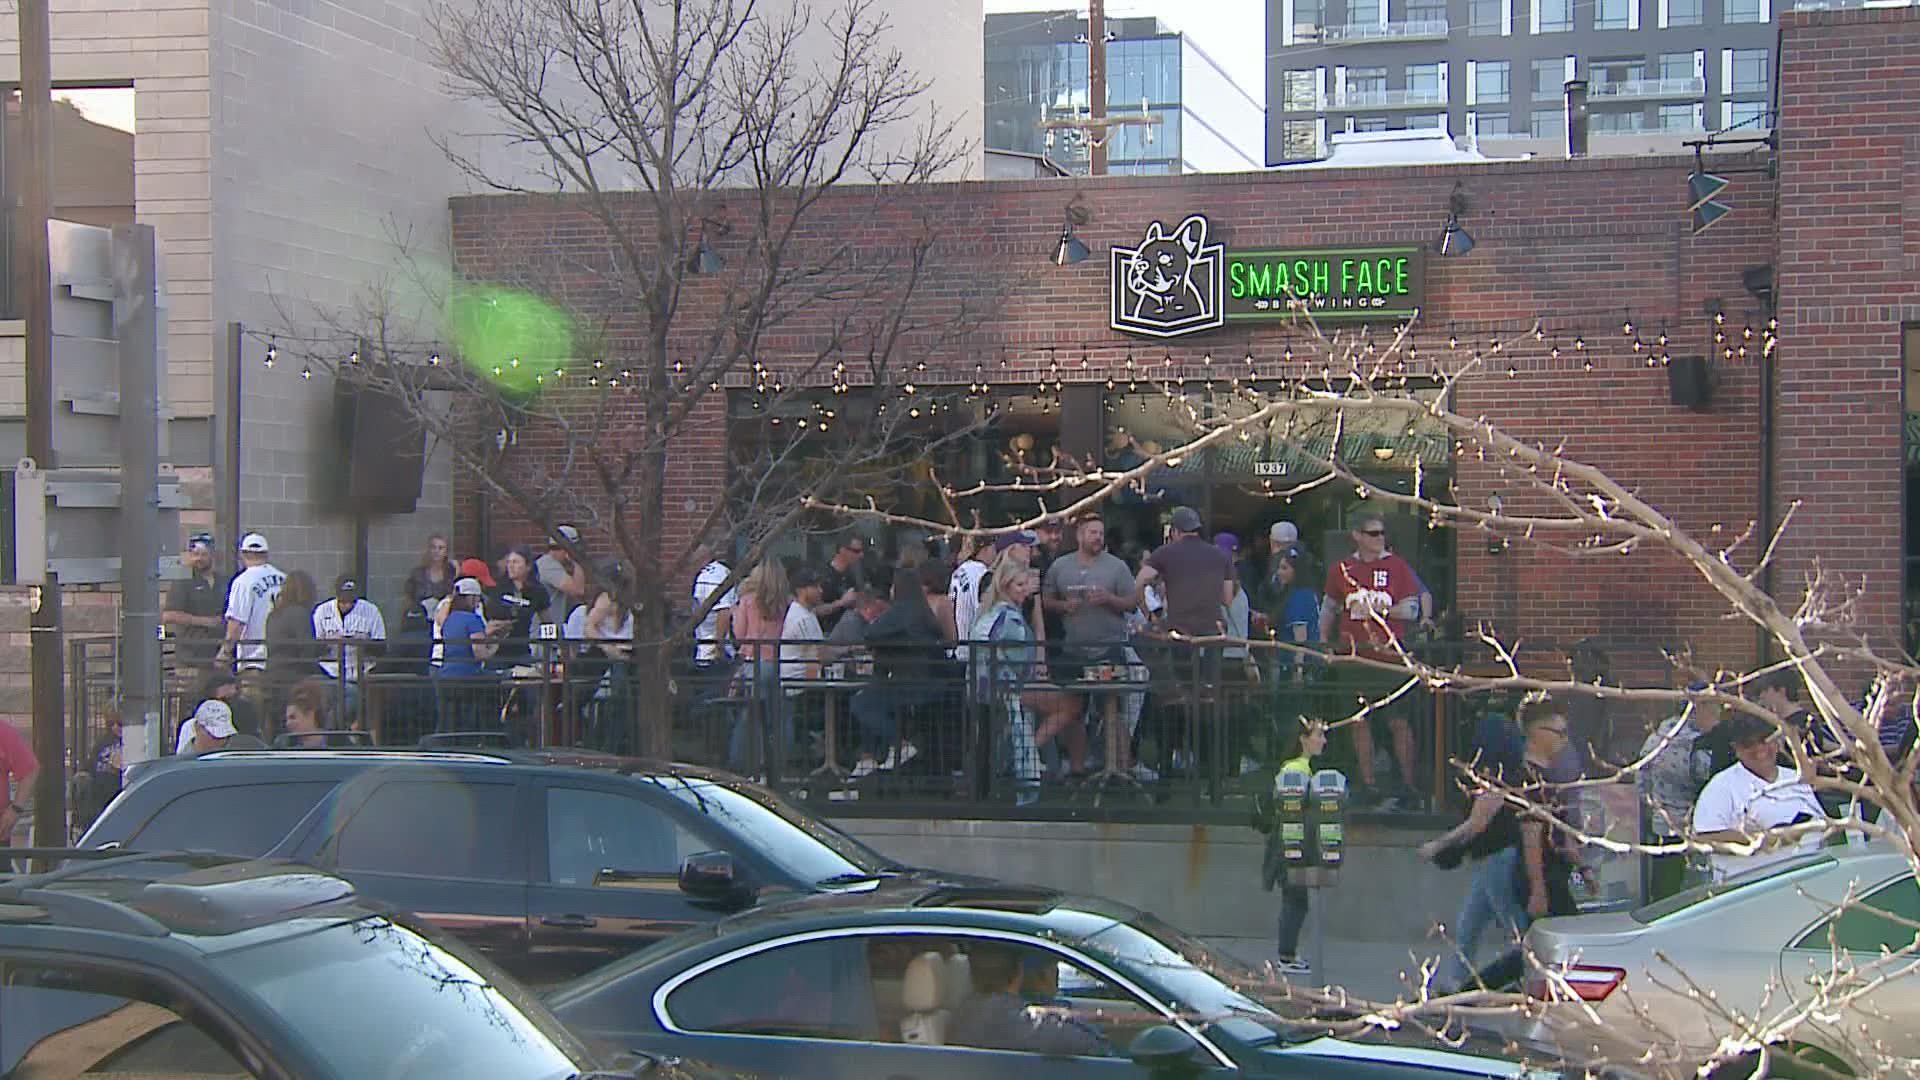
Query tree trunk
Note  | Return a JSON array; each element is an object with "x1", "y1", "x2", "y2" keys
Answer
[{"x1": 635, "y1": 602, "x2": 674, "y2": 759}]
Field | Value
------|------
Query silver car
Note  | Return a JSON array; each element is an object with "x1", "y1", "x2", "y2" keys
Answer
[{"x1": 1525, "y1": 845, "x2": 1917, "y2": 1078}]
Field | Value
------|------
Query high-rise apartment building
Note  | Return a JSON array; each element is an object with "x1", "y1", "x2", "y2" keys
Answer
[
  {"x1": 1266, "y1": 0, "x2": 1792, "y2": 161},
  {"x1": 986, "y1": 11, "x2": 1263, "y2": 175}
]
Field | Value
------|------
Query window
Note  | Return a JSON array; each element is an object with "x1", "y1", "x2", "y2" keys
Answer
[
  {"x1": 1346, "y1": 66, "x2": 1388, "y2": 96},
  {"x1": 546, "y1": 787, "x2": 706, "y2": 884},
  {"x1": 1347, "y1": 0, "x2": 1381, "y2": 25},
  {"x1": 1352, "y1": 116, "x2": 1390, "y2": 132},
  {"x1": 1668, "y1": 0, "x2": 1704, "y2": 23},
  {"x1": 1595, "y1": 0, "x2": 1634, "y2": 30},
  {"x1": 1724, "y1": 0, "x2": 1765, "y2": 21},
  {"x1": 1530, "y1": 108, "x2": 1564, "y2": 137},
  {"x1": 130, "y1": 782, "x2": 336, "y2": 856},
  {"x1": 1793, "y1": 877, "x2": 1920, "y2": 953},
  {"x1": 1532, "y1": 58, "x2": 1567, "y2": 100},
  {"x1": 1537, "y1": 0, "x2": 1574, "y2": 31},
  {"x1": 1405, "y1": 113, "x2": 1447, "y2": 129},
  {"x1": 1409, "y1": 0, "x2": 1447, "y2": 20},
  {"x1": 0, "y1": 962, "x2": 262, "y2": 1076},
  {"x1": 1659, "y1": 52, "x2": 1696, "y2": 81},
  {"x1": 1279, "y1": 119, "x2": 1320, "y2": 159},
  {"x1": 1730, "y1": 48, "x2": 1770, "y2": 94},
  {"x1": 1590, "y1": 108, "x2": 1646, "y2": 132},
  {"x1": 1728, "y1": 99, "x2": 1770, "y2": 127},
  {"x1": 1406, "y1": 63, "x2": 1442, "y2": 96},
  {"x1": 1658, "y1": 103, "x2": 1700, "y2": 130},
  {"x1": 1281, "y1": 70, "x2": 1318, "y2": 111},
  {"x1": 1475, "y1": 60, "x2": 1511, "y2": 103},
  {"x1": 1294, "y1": 0, "x2": 1325, "y2": 37},
  {"x1": 1476, "y1": 112, "x2": 1512, "y2": 135},
  {"x1": 333, "y1": 780, "x2": 517, "y2": 880},
  {"x1": 1468, "y1": 0, "x2": 1503, "y2": 34},
  {"x1": 1592, "y1": 58, "x2": 1646, "y2": 92},
  {"x1": 665, "y1": 937, "x2": 879, "y2": 1040}
]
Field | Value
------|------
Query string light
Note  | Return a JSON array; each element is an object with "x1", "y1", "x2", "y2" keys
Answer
[
  {"x1": 301, "y1": 365, "x2": 313, "y2": 380},
  {"x1": 264, "y1": 341, "x2": 277, "y2": 369},
  {"x1": 428, "y1": 350, "x2": 441, "y2": 366}
]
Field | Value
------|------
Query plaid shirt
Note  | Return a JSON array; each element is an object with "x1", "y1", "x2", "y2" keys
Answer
[{"x1": 1638, "y1": 714, "x2": 1709, "y2": 837}]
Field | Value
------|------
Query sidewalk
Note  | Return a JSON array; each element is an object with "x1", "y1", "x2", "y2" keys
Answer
[{"x1": 1201, "y1": 935, "x2": 1449, "y2": 1004}]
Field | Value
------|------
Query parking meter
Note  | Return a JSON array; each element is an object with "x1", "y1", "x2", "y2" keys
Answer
[
  {"x1": 1277, "y1": 769, "x2": 1310, "y2": 864},
  {"x1": 1312, "y1": 770, "x2": 1348, "y2": 868}
]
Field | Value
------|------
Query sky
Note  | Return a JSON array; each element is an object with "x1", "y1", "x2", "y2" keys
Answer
[
  {"x1": 984, "y1": 0, "x2": 1267, "y2": 98},
  {"x1": 58, "y1": 88, "x2": 136, "y2": 134}
]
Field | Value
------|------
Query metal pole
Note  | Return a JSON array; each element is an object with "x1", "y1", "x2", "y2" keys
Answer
[
  {"x1": 1087, "y1": 0, "x2": 1107, "y2": 176},
  {"x1": 19, "y1": 0, "x2": 67, "y2": 853},
  {"x1": 115, "y1": 226, "x2": 162, "y2": 774},
  {"x1": 217, "y1": 324, "x2": 243, "y2": 553}
]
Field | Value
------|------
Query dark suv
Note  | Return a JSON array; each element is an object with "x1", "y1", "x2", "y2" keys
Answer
[
  {"x1": 81, "y1": 749, "x2": 949, "y2": 983},
  {"x1": 0, "y1": 848, "x2": 628, "y2": 1078}
]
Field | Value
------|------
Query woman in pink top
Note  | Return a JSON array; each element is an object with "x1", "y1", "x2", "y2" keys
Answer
[{"x1": 729, "y1": 561, "x2": 792, "y2": 774}]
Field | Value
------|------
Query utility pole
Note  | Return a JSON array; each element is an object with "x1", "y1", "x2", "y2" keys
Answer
[
  {"x1": 1040, "y1": 0, "x2": 1160, "y2": 177},
  {"x1": 1087, "y1": 0, "x2": 1107, "y2": 176},
  {"x1": 18, "y1": 0, "x2": 66, "y2": 853},
  {"x1": 115, "y1": 226, "x2": 161, "y2": 786}
]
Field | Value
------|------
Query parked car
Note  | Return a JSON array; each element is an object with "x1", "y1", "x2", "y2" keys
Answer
[
  {"x1": 80, "y1": 748, "x2": 965, "y2": 984},
  {"x1": 549, "y1": 880, "x2": 1575, "y2": 1079},
  {"x1": 1526, "y1": 845, "x2": 1915, "y2": 1078},
  {"x1": 0, "y1": 847, "x2": 722, "y2": 1079}
]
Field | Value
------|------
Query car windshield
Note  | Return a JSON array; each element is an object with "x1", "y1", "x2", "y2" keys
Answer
[
  {"x1": 1632, "y1": 852, "x2": 1835, "y2": 923},
  {"x1": 1079, "y1": 915, "x2": 1279, "y2": 1034},
  {"x1": 215, "y1": 915, "x2": 596, "y2": 1079},
  {"x1": 650, "y1": 777, "x2": 891, "y2": 884}
]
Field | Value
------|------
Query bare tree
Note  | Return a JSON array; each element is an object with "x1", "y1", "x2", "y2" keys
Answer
[
  {"x1": 279, "y1": 0, "x2": 987, "y2": 757},
  {"x1": 816, "y1": 317, "x2": 1920, "y2": 1077}
]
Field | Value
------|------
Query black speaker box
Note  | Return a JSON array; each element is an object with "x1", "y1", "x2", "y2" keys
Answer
[
  {"x1": 1667, "y1": 355, "x2": 1711, "y2": 410},
  {"x1": 333, "y1": 381, "x2": 426, "y2": 512}
]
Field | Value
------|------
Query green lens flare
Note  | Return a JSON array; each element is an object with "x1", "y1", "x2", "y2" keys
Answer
[{"x1": 448, "y1": 284, "x2": 575, "y2": 397}]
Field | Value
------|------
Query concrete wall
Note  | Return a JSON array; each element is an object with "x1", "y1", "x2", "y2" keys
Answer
[{"x1": 839, "y1": 818, "x2": 1469, "y2": 943}]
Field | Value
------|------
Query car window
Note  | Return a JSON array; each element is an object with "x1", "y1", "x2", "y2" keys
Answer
[
  {"x1": 651, "y1": 779, "x2": 889, "y2": 885},
  {"x1": 546, "y1": 786, "x2": 707, "y2": 884},
  {"x1": 664, "y1": 937, "x2": 879, "y2": 1041},
  {"x1": 333, "y1": 780, "x2": 516, "y2": 881},
  {"x1": 129, "y1": 782, "x2": 336, "y2": 856},
  {"x1": 0, "y1": 960, "x2": 264, "y2": 1076},
  {"x1": 1792, "y1": 874, "x2": 1920, "y2": 953},
  {"x1": 865, "y1": 933, "x2": 1136, "y2": 1058}
]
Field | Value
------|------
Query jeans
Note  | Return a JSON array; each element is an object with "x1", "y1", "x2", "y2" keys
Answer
[
  {"x1": 1277, "y1": 881, "x2": 1310, "y2": 959},
  {"x1": 852, "y1": 682, "x2": 939, "y2": 758},
  {"x1": 727, "y1": 655, "x2": 792, "y2": 775},
  {"x1": 1435, "y1": 846, "x2": 1528, "y2": 992}
]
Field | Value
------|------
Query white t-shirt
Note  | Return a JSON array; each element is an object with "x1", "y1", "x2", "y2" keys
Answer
[
  {"x1": 780, "y1": 599, "x2": 824, "y2": 691},
  {"x1": 1692, "y1": 761, "x2": 1827, "y2": 881},
  {"x1": 949, "y1": 558, "x2": 990, "y2": 660},
  {"x1": 312, "y1": 598, "x2": 388, "y2": 680},
  {"x1": 564, "y1": 604, "x2": 634, "y2": 642},
  {"x1": 224, "y1": 563, "x2": 286, "y2": 666},
  {"x1": 693, "y1": 561, "x2": 738, "y2": 663}
]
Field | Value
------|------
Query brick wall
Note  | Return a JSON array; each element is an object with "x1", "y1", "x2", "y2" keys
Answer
[
  {"x1": 452, "y1": 154, "x2": 1789, "y2": 677},
  {"x1": 1775, "y1": 6, "x2": 1920, "y2": 663}
]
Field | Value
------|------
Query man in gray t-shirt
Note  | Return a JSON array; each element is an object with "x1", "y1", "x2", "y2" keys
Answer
[{"x1": 1042, "y1": 518, "x2": 1136, "y2": 672}]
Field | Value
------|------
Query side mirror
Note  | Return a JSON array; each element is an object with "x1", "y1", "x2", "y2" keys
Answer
[
  {"x1": 678, "y1": 850, "x2": 756, "y2": 910},
  {"x1": 1128, "y1": 1025, "x2": 1203, "y2": 1078}
]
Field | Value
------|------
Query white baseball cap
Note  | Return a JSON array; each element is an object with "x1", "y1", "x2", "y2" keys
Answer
[
  {"x1": 1269, "y1": 521, "x2": 1299, "y2": 546},
  {"x1": 551, "y1": 524, "x2": 581, "y2": 545},
  {"x1": 453, "y1": 577, "x2": 486, "y2": 597},
  {"x1": 239, "y1": 532, "x2": 270, "y2": 553},
  {"x1": 192, "y1": 698, "x2": 236, "y2": 739}
]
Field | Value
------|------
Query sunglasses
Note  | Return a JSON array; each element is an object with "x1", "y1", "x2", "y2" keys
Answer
[{"x1": 1359, "y1": 528, "x2": 1388, "y2": 537}]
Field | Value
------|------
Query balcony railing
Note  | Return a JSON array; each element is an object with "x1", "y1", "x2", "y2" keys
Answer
[
  {"x1": 1337, "y1": 87, "x2": 1448, "y2": 109},
  {"x1": 1791, "y1": 0, "x2": 1913, "y2": 10},
  {"x1": 1320, "y1": 18, "x2": 1450, "y2": 43},
  {"x1": 1589, "y1": 76, "x2": 1706, "y2": 100}
]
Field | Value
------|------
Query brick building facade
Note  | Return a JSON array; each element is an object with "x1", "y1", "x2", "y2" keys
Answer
[{"x1": 450, "y1": 6, "x2": 1920, "y2": 683}]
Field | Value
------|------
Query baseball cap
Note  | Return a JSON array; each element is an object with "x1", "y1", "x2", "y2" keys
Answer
[
  {"x1": 550, "y1": 524, "x2": 580, "y2": 546},
  {"x1": 1213, "y1": 531, "x2": 1240, "y2": 554},
  {"x1": 1169, "y1": 506, "x2": 1202, "y2": 533},
  {"x1": 239, "y1": 532, "x2": 270, "y2": 553},
  {"x1": 790, "y1": 564, "x2": 822, "y2": 590},
  {"x1": 187, "y1": 532, "x2": 214, "y2": 552},
  {"x1": 1269, "y1": 521, "x2": 1300, "y2": 546},
  {"x1": 453, "y1": 577, "x2": 486, "y2": 597},
  {"x1": 192, "y1": 698, "x2": 236, "y2": 739},
  {"x1": 993, "y1": 530, "x2": 1039, "y2": 553},
  {"x1": 457, "y1": 557, "x2": 497, "y2": 588},
  {"x1": 335, "y1": 576, "x2": 359, "y2": 594},
  {"x1": 1722, "y1": 712, "x2": 1778, "y2": 746}
]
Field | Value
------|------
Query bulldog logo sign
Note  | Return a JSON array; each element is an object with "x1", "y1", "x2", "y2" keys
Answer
[{"x1": 1109, "y1": 214, "x2": 1225, "y2": 339}]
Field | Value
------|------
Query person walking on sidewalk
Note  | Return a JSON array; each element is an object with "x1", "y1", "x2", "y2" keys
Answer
[{"x1": 1253, "y1": 718, "x2": 1328, "y2": 977}]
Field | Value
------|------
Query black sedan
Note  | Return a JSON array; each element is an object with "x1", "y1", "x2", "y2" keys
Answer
[{"x1": 550, "y1": 882, "x2": 1572, "y2": 1079}]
